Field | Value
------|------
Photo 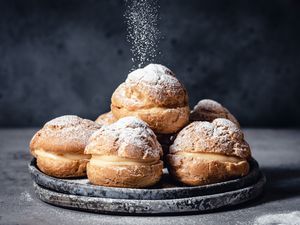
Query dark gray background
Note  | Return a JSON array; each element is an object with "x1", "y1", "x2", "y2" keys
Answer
[{"x1": 0, "y1": 0, "x2": 299, "y2": 127}]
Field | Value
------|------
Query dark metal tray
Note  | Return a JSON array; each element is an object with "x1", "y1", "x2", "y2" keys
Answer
[
  {"x1": 29, "y1": 158, "x2": 261, "y2": 200},
  {"x1": 32, "y1": 172, "x2": 265, "y2": 215}
]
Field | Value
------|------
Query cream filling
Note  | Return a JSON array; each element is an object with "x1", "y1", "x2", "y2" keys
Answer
[
  {"x1": 90, "y1": 155, "x2": 159, "y2": 166},
  {"x1": 34, "y1": 149, "x2": 91, "y2": 161},
  {"x1": 116, "y1": 105, "x2": 189, "y2": 113},
  {"x1": 175, "y1": 152, "x2": 242, "y2": 163}
]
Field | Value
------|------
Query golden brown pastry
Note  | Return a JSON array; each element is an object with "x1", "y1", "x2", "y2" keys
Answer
[
  {"x1": 85, "y1": 116, "x2": 163, "y2": 188},
  {"x1": 95, "y1": 111, "x2": 117, "y2": 125},
  {"x1": 111, "y1": 64, "x2": 190, "y2": 134},
  {"x1": 166, "y1": 118, "x2": 251, "y2": 186},
  {"x1": 30, "y1": 115, "x2": 101, "y2": 178},
  {"x1": 190, "y1": 99, "x2": 240, "y2": 126}
]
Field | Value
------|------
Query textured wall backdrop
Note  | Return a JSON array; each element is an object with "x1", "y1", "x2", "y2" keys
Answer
[{"x1": 0, "y1": 0, "x2": 300, "y2": 127}]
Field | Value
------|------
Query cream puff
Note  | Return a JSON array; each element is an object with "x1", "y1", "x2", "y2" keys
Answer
[
  {"x1": 166, "y1": 118, "x2": 251, "y2": 186},
  {"x1": 190, "y1": 99, "x2": 240, "y2": 126},
  {"x1": 29, "y1": 115, "x2": 101, "y2": 178},
  {"x1": 85, "y1": 116, "x2": 163, "y2": 188},
  {"x1": 95, "y1": 111, "x2": 117, "y2": 125},
  {"x1": 111, "y1": 64, "x2": 190, "y2": 134}
]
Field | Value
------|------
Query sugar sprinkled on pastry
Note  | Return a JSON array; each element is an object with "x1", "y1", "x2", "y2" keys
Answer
[
  {"x1": 111, "y1": 64, "x2": 190, "y2": 134},
  {"x1": 85, "y1": 116, "x2": 163, "y2": 188},
  {"x1": 29, "y1": 115, "x2": 101, "y2": 178},
  {"x1": 190, "y1": 99, "x2": 239, "y2": 126},
  {"x1": 166, "y1": 118, "x2": 251, "y2": 186}
]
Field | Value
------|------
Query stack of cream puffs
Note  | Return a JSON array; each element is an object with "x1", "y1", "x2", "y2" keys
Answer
[{"x1": 29, "y1": 63, "x2": 252, "y2": 188}]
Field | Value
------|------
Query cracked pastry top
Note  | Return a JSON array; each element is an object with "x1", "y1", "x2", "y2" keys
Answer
[
  {"x1": 190, "y1": 99, "x2": 240, "y2": 127},
  {"x1": 111, "y1": 64, "x2": 190, "y2": 134},
  {"x1": 29, "y1": 115, "x2": 101, "y2": 178},
  {"x1": 166, "y1": 118, "x2": 251, "y2": 186},
  {"x1": 85, "y1": 116, "x2": 163, "y2": 188}
]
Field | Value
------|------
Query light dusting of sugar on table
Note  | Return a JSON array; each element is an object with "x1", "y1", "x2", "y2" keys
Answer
[
  {"x1": 19, "y1": 191, "x2": 33, "y2": 202},
  {"x1": 124, "y1": 0, "x2": 161, "y2": 69},
  {"x1": 254, "y1": 211, "x2": 300, "y2": 225}
]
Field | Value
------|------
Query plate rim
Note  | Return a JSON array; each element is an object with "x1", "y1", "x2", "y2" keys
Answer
[
  {"x1": 32, "y1": 173, "x2": 266, "y2": 215},
  {"x1": 29, "y1": 158, "x2": 261, "y2": 200}
]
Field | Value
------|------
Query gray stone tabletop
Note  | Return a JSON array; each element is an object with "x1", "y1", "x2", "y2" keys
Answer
[{"x1": 0, "y1": 128, "x2": 299, "y2": 225}]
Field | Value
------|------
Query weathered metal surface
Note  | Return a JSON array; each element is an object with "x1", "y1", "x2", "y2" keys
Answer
[
  {"x1": 32, "y1": 173, "x2": 265, "y2": 215},
  {"x1": 29, "y1": 158, "x2": 260, "y2": 200}
]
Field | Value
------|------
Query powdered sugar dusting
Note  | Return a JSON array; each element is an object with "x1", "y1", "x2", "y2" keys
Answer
[
  {"x1": 126, "y1": 64, "x2": 181, "y2": 88},
  {"x1": 190, "y1": 99, "x2": 239, "y2": 126},
  {"x1": 170, "y1": 118, "x2": 250, "y2": 158},
  {"x1": 19, "y1": 191, "x2": 33, "y2": 202},
  {"x1": 124, "y1": 0, "x2": 161, "y2": 69},
  {"x1": 45, "y1": 115, "x2": 82, "y2": 126},
  {"x1": 254, "y1": 211, "x2": 300, "y2": 225},
  {"x1": 111, "y1": 63, "x2": 188, "y2": 111},
  {"x1": 90, "y1": 116, "x2": 162, "y2": 159},
  {"x1": 213, "y1": 118, "x2": 240, "y2": 134},
  {"x1": 40, "y1": 115, "x2": 101, "y2": 147}
]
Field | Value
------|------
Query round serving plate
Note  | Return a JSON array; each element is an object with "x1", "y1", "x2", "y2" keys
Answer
[
  {"x1": 29, "y1": 158, "x2": 260, "y2": 200},
  {"x1": 32, "y1": 173, "x2": 266, "y2": 215}
]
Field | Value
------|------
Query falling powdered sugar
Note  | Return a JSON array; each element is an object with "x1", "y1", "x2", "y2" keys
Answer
[{"x1": 124, "y1": 0, "x2": 161, "y2": 69}]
